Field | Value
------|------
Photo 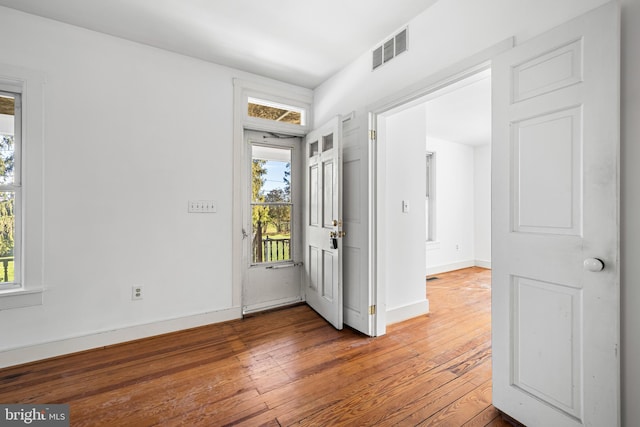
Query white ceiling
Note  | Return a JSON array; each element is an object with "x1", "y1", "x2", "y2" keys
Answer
[
  {"x1": 0, "y1": 0, "x2": 489, "y2": 144},
  {"x1": 0, "y1": 0, "x2": 438, "y2": 89},
  {"x1": 384, "y1": 72, "x2": 492, "y2": 147},
  {"x1": 425, "y1": 75, "x2": 491, "y2": 146}
]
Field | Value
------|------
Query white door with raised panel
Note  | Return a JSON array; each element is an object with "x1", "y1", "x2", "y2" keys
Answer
[
  {"x1": 304, "y1": 116, "x2": 343, "y2": 330},
  {"x1": 492, "y1": 3, "x2": 620, "y2": 426}
]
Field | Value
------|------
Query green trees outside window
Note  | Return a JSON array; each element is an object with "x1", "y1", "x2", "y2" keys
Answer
[
  {"x1": 0, "y1": 134, "x2": 15, "y2": 282},
  {"x1": 251, "y1": 149, "x2": 292, "y2": 264}
]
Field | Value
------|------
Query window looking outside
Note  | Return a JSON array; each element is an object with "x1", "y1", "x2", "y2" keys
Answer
[
  {"x1": 426, "y1": 152, "x2": 434, "y2": 242},
  {"x1": 251, "y1": 145, "x2": 293, "y2": 264},
  {"x1": 247, "y1": 97, "x2": 306, "y2": 126},
  {"x1": 0, "y1": 91, "x2": 20, "y2": 288}
]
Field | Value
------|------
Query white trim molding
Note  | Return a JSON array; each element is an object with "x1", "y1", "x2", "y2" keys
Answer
[
  {"x1": 0, "y1": 307, "x2": 242, "y2": 369},
  {"x1": 474, "y1": 259, "x2": 492, "y2": 269},
  {"x1": 386, "y1": 299, "x2": 430, "y2": 325},
  {"x1": 232, "y1": 78, "x2": 312, "y2": 313}
]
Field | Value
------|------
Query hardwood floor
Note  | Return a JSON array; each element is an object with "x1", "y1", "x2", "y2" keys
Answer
[{"x1": 0, "y1": 267, "x2": 516, "y2": 426}]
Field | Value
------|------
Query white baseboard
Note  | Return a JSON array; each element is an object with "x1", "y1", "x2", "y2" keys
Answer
[
  {"x1": 386, "y1": 299, "x2": 430, "y2": 325},
  {"x1": 426, "y1": 259, "x2": 492, "y2": 276},
  {"x1": 474, "y1": 259, "x2": 492, "y2": 269},
  {"x1": 0, "y1": 307, "x2": 242, "y2": 369},
  {"x1": 426, "y1": 260, "x2": 475, "y2": 276}
]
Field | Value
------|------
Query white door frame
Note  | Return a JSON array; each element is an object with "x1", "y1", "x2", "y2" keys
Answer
[
  {"x1": 366, "y1": 39, "x2": 512, "y2": 336},
  {"x1": 242, "y1": 131, "x2": 304, "y2": 314},
  {"x1": 232, "y1": 79, "x2": 313, "y2": 314}
]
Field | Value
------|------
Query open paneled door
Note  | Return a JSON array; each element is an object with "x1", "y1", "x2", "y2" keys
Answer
[
  {"x1": 492, "y1": 3, "x2": 620, "y2": 426},
  {"x1": 304, "y1": 116, "x2": 343, "y2": 330}
]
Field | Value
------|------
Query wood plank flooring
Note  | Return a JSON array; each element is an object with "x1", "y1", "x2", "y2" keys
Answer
[{"x1": 0, "y1": 267, "x2": 517, "y2": 426}]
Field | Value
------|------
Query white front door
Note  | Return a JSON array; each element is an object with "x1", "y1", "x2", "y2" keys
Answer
[
  {"x1": 242, "y1": 131, "x2": 303, "y2": 314},
  {"x1": 304, "y1": 116, "x2": 343, "y2": 329},
  {"x1": 492, "y1": 3, "x2": 620, "y2": 426}
]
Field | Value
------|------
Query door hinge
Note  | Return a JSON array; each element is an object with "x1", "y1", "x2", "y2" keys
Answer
[
  {"x1": 369, "y1": 129, "x2": 377, "y2": 141},
  {"x1": 368, "y1": 305, "x2": 376, "y2": 315}
]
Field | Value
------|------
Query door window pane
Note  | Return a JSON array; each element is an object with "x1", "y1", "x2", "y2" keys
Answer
[
  {"x1": 322, "y1": 134, "x2": 333, "y2": 152},
  {"x1": 251, "y1": 145, "x2": 293, "y2": 264},
  {"x1": 251, "y1": 205, "x2": 291, "y2": 263},
  {"x1": 309, "y1": 141, "x2": 318, "y2": 157}
]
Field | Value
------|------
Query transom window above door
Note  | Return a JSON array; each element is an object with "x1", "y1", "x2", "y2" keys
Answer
[{"x1": 248, "y1": 97, "x2": 306, "y2": 126}]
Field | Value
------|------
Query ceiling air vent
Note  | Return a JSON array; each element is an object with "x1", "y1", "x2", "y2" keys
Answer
[
  {"x1": 372, "y1": 27, "x2": 408, "y2": 71},
  {"x1": 372, "y1": 46, "x2": 383, "y2": 70},
  {"x1": 383, "y1": 39, "x2": 395, "y2": 63},
  {"x1": 395, "y1": 28, "x2": 407, "y2": 55}
]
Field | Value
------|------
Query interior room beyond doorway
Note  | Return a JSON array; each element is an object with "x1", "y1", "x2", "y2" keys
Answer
[
  {"x1": 424, "y1": 71, "x2": 492, "y2": 277},
  {"x1": 378, "y1": 69, "x2": 491, "y2": 325}
]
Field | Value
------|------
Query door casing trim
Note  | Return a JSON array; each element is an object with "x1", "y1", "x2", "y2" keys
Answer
[{"x1": 366, "y1": 38, "x2": 513, "y2": 336}]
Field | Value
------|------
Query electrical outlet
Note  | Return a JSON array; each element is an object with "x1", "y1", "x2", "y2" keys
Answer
[{"x1": 132, "y1": 285, "x2": 143, "y2": 300}]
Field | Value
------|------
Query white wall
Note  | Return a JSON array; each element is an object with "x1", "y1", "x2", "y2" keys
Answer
[
  {"x1": 314, "y1": 0, "x2": 640, "y2": 424},
  {"x1": 313, "y1": 0, "x2": 610, "y2": 127},
  {"x1": 424, "y1": 139, "x2": 490, "y2": 275},
  {"x1": 2, "y1": 0, "x2": 638, "y2": 423},
  {"x1": 0, "y1": 6, "x2": 306, "y2": 362},
  {"x1": 425, "y1": 137, "x2": 475, "y2": 274},
  {"x1": 474, "y1": 144, "x2": 491, "y2": 267},
  {"x1": 382, "y1": 104, "x2": 429, "y2": 322}
]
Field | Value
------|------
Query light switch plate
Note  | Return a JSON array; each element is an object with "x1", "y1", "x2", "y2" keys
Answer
[{"x1": 188, "y1": 200, "x2": 217, "y2": 213}]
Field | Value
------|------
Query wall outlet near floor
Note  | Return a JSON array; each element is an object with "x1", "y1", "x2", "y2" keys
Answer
[{"x1": 132, "y1": 285, "x2": 144, "y2": 300}]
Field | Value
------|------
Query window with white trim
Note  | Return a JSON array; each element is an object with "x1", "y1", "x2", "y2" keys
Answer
[
  {"x1": 250, "y1": 144, "x2": 294, "y2": 264},
  {"x1": 0, "y1": 66, "x2": 44, "y2": 310},
  {"x1": 0, "y1": 90, "x2": 20, "y2": 290},
  {"x1": 248, "y1": 97, "x2": 306, "y2": 126},
  {"x1": 235, "y1": 79, "x2": 312, "y2": 136},
  {"x1": 426, "y1": 152, "x2": 435, "y2": 242}
]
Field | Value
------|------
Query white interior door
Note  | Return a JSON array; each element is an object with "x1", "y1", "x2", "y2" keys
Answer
[
  {"x1": 492, "y1": 3, "x2": 620, "y2": 426},
  {"x1": 342, "y1": 113, "x2": 374, "y2": 336},
  {"x1": 304, "y1": 116, "x2": 343, "y2": 330}
]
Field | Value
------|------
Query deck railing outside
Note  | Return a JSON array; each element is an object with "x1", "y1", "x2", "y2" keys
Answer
[
  {"x1": 0, "y1": 256, "x2": 14, "y2": 282},
  {"x1": 260, "y1": 237, "x2": 291, "y2": 263}
]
